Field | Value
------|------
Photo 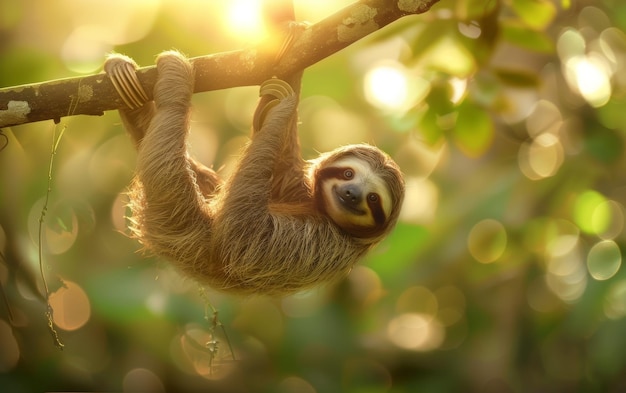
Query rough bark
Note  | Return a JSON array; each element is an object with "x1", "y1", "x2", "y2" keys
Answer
[{"x1": 0, "y1": 0, "x2": 439, "y2": 128}]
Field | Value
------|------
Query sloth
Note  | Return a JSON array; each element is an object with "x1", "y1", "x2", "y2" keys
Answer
[{"x1": 104, "y1": 50, "x2": 404, "y2": 296}]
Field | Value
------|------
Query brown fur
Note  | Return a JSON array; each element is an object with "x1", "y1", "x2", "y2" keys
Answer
[{"x1": 105, "y1": 51, "x2": 404, "y2": 296}]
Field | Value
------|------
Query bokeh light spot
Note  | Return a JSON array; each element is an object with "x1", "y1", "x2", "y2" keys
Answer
[
  {"x1": 48, "y1": 280, "x2": 91, "y2": 331},
  {"x1": 518, "y1": 134, "x2": 564, "y2": 180},
  {"x1": 458, "y1": 21, "x2": 481, "y2": 39},
  {"x1": 62, "y1": 26, "x2": 113, "y2": 74},
  {"x1": 556, "y1": 28, "x2": 586, "y2": 62},
  {"x1": 344, "y1": 266, "x2": 383, "y2": 308},
  {"x1": 467, "y1": 219, "x2": 507, "y2": 263},
  {"x1": 546, "y1": 242, "x2": 587, "y2": 303},
  {"x1": 364, "y1": 62, "x2": 409, "y2": 110},
  {"x1": 526, "y1": 100, "x2": 563, "y2": 138},
  {"x1": 567, "y1": 55, "x2": 612, "y2": 107},
  {"x1": 28, "y1": 198, "x2": 80, "y2": 255},
  {"x1": 574, "y1": 190, "x2": 609, "y2": 234},
  {"x1": 587, "y1": 240, "x2": 621, "y2": 281},
  {"x1": 122, "y1": 368, "x2": 165, "y2": 393},
  {"x1": 178, "y1": 326, "x2": 235, "y2": 380},
  {"x1": 387, "y1": 313, "x2": 444, "y2": 351},
  {"x1": 396, "y1": 286, "x2": 438, "y2": 317},
  {"x1": 399, "y1": 177, "x2": 439, "y2": 225},
  {"x1": 545, "y1": 220, "x2": 580, "y2": 257},
  {"x1": 363, "y1": 61, "x2": 429, "y2": 112},
  {"x1": 597, "y1": 200, "x2": 624, "y2": 240}
]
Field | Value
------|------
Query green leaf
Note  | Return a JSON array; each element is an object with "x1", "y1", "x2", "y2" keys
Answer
[
  {"x1": 408, "y1": 22, "x2": 451, "y2": 62},
  {"x1": 501, "y1": 21, "x2": 554, "y2": 53},
  {"x1": 585, "y1": 126, "x2": 624, "y2": 165},
  {"x1": 511, "y1": 0, "x2": 557, "y2": 30},
  {"x1": 471, "y1": 71, "x2": 503, "y2": 108},
  {"x1": 418, "y1": 108, "x2": 444, "y2": 145},
  {"x1": 424, "y1": 35, "x2": 477, "y2": 77},
  {"x1": 452, "y1": 100, "x2": 494, "y2": 157},
  {"x1": 426, "y1": 82, "x2": 455, "y2": 115},
  {"x1": 597, "y1": 97, "x2": 626, "y2": 130}
]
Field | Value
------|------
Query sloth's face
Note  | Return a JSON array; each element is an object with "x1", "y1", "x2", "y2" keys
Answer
[{"x1": 319, "y1": 156, "x2": 393, "y2": 236}]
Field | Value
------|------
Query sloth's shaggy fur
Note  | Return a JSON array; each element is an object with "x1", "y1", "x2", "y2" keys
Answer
[{"x1": 105, "y1": 51, "x2": 404, "y2": 296}]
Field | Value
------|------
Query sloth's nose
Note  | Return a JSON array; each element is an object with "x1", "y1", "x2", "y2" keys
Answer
[{"x1": 340, "y1": 184, "x2": 362, "y2": 205}]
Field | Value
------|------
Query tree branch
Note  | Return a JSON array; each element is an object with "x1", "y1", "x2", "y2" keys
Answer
[{"x1": 0, "y1": 0, "x2": 439, "y2": 128}]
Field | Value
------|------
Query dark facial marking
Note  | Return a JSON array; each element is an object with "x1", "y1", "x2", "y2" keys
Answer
[
  {"x1": 319, "y1": 166, "x2": 353, "y2": 181},
  {"x1": 367, "y1": 193, "x2": 386, "y2": 226}
]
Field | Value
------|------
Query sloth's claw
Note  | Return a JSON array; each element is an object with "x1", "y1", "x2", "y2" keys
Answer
[
  {"x1": 259, "y1": 78, "x2": 294, "y2": 100},
  {"x1": 105, "y1": 54, "x2": 149, "y2": 110}
]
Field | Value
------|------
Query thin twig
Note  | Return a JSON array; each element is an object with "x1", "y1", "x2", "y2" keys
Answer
[
  {"x1": 38, "y1": 122, "x2": 66, "y2": 350},
  {"x1": 198, "y1": 287, "x2": 236, "y2": 366}
]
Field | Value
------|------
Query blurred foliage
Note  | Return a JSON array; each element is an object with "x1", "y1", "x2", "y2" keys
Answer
[{"x1": 2, "y1": 0, "x2": 626, "y2": 392}]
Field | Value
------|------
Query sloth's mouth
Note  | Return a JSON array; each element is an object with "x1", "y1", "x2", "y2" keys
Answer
[{"x1": 334, "y1": 187, "x2": 366, "y2": 216}]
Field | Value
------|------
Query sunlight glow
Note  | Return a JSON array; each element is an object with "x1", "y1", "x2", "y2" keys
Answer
[
  {"x1": 364, "y1": 63, "x2": 409, "y2": 111},
  {"x1": 61, "y1": 0, "x2": 159, "y2": 73},
  {"x1": 295, "y1": 0, "x2": 354, "y2": 23},
  {"x1": 568, "y1": 55, "x2": 612, "y2": 107},
  {"x1": 225, "y1": 0, "x2": 265, "y2": 40},
  {"x1": 363, "y1": 61, "x2": 429, "y2": 112},
  {"x1": 557, "y1": 26, "x2": 614, "y2": 107}
]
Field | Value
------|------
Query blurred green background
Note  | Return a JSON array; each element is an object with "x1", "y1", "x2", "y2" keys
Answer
[{"x1": 2, "y1": 0, "x2": 626, "y2": 392}]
